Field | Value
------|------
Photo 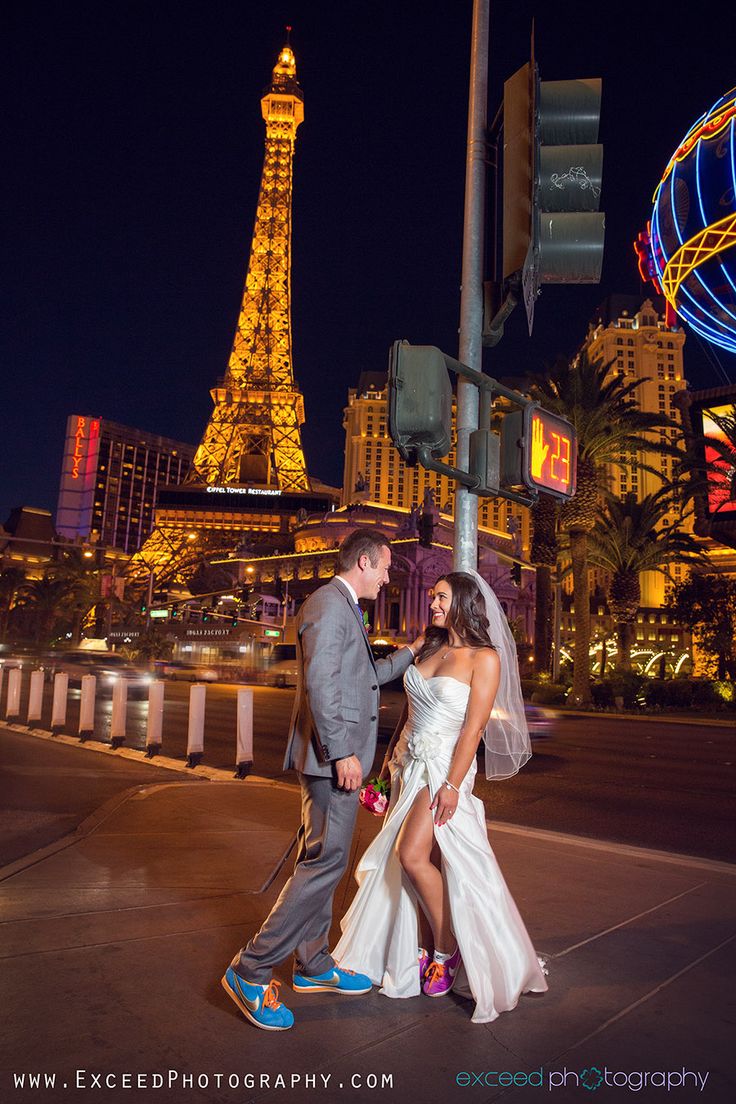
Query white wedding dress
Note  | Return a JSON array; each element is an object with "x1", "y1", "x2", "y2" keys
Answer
[{"x1": 334, "y1": 665, "x2": 548, "y2": 1023}]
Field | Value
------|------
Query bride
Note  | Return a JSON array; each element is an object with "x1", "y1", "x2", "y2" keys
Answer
[{"x1": 334, "y1": 570, "x2": 548, "y2": 1023}]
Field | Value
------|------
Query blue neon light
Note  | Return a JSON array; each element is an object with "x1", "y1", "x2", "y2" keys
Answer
[{"x1": 649, "y1": 87, "x2": 736, "y2": 356}]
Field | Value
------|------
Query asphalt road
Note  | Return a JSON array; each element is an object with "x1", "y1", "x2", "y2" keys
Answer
[{"x1": 2, "y1": 673, "x2": 734, "y2": 862}]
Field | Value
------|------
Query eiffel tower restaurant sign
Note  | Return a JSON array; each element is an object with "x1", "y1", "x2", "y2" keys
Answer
[{"x1": 156, "y1": 485, "x2": 334, "y2": 518}]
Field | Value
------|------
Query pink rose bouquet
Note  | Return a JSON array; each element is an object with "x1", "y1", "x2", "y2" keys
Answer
[{"x1": 359, "y1": 776, "x2": 390, "y2": 817}]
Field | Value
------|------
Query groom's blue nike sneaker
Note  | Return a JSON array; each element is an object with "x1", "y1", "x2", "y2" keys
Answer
[
  {"x1": 292, "y1": 966, "x2": 372, "y2": 995},
  {"x1": 221, "y1": 967, "x2": 294, "y2": 1030}
]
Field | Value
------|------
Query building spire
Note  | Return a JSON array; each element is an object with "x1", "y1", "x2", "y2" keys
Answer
[{"x1": 187, "y1": 38, "x2": 309, "y2": 490}]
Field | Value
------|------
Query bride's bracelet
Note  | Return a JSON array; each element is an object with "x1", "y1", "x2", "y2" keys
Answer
[{"x1": 444, "y1": 779, "x2": 460, "y2": 794}]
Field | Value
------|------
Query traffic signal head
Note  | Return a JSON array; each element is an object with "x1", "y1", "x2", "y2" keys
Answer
[
  {"x1": 388, "y1": 341, "x2": 452, "y2": 463},
  {"x1": 501, "y1": 404, "x2": 577, "y2": 500},
  {"x1": 502, "y1": 62, "x2": 605, "y2": 330},
  {"x1": 536, "y1": 77, "x2": 604, "y2": 284}
]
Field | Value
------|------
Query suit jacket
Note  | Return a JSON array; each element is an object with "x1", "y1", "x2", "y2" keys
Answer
[{"x1": 282, "y1": 577, "x2": 414, "y2": 778}]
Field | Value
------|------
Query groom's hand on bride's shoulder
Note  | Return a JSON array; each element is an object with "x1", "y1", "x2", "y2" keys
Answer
[
  {"x1": 408, "y1": 634, "x2": 425, "y2": 659},
  {"x1": 336, "y1": 754, "x2": 363, "y2": 792}
]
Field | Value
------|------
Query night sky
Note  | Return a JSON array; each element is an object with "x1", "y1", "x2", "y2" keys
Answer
[{"x1": 5, "y1": 0, "x2": 735, "y2": 522}]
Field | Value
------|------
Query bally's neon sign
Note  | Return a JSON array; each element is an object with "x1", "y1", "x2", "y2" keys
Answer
[{"x1": 70, "y1": 417, "x2": 100, "y2": 480}]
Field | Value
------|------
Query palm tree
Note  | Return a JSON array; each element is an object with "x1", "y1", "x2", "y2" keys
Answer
[
  {"x1": 0, "y1": 567, "x2": 25, "y2": 641},
  {"x1": 50, "y1": 547, "x2": 102, "y2": 643},
  {"x1": 530, "y1": 493, "x2": 558, "y2": 675},
  {"x1": 17, "y1": 576, "x2": 80, "y2": 643},
  {"x1": 587, "y1": 490, "x2": 705, "y2": 670},
  {"x1": 527, "y1": 351, "x2": 681, "y2": 704}
]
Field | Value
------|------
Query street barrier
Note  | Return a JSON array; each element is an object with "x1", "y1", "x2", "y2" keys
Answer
[
  {"x1": 146, "y1": 680, "x2": 164, "y2": 757},
  {"x1": 235, "y1": 688, "x2": 254, "y2": 778},
  {"x1": 110, "y1": 679, "x2": 127, "y2": 747},
  {"x1": 6, "y1": 667, "x2": 22, "y2": 718},
  {"x1": 9, "y1": 666, "x2": 260, "y2": 781},
  {"x1": 79, "y1": 674, "x2": 96, "y2": 741},
  {"x1": 187, "y1": 684, "x2": 206, "y2": 767},
  {"x1": 51, "y1": 672, "x2": 68, "y2": 733},
  {"x1": 27, "y1": 669, "x2": 44, "y2": 725}
]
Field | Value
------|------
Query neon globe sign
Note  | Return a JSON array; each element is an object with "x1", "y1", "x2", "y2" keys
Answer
[{"x1": 646, "y1": 87, "x2": 736, "y2": 354}]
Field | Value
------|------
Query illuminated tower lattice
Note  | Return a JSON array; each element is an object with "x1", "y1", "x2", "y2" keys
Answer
[
  {"x1": 126, "y1": 40, "x2": 323, "y2": 589},
  {"x1": 191, "y1": 40, "x2": 309, "y2": 491}
]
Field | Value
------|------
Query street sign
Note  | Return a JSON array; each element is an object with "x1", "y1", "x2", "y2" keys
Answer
[{"x1": 264, "y1": 628, "x2": 281, "y2": 638}]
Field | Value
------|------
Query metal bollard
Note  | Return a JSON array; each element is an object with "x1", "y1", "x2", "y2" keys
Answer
[
  {"x1": 110, "y1": 678, "x2": 127, "y2": 748},
  {"x1": 51, "y1": 672, "x2": 69, "y2": 733},
  {"x1": 6, "y1": 668, "x2": 22, "y2": 719},
  {"x1": 234, "y1": 688, "x2": 254, "y2": 778},
  {"x1": 186, "y1": 683, "x2": 206, "y2": 768},
  {"x1": 146, "y1": 680, "x2": 164, "y2": 757},
  {"x1": 79, "y1": 674, "x2": 96, "y2": 741},
  {"x1": 27, "y1": 669, "x2": 44, "y2": 725}
]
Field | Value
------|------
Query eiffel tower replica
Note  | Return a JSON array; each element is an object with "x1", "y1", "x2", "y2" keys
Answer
[{"x1": 129, "y1": 36, "x2": 335, "y2": 590}]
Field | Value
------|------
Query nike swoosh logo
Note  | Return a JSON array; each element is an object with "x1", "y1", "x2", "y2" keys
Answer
[
  {"x1": 310, "y1": 972, "x2": 340, "y2": 986},
  {"x1": 233, "y1": 977, "x2": 260, "y2": 1010}
]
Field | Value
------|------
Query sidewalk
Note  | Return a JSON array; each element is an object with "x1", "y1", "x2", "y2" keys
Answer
[{"x1": 1, "y1": 725, "x2": 734, "y2": 1103}]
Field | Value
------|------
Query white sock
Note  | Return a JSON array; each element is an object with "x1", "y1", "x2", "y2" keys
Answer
[{"x1": 434, "y1": 948, "x2": 453, "y2": 964}]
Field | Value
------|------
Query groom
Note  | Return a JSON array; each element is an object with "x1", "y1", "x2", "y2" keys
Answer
[{"x1": 222, "y1": 528, "x2": 422, "y2": 1030}]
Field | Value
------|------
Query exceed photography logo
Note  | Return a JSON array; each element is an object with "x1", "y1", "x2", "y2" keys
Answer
[{"x1": 455, "y1": 1066, "x2": 711, "y2": 1093}]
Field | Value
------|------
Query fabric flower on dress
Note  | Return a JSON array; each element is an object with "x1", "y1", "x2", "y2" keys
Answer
[{"x1": 407, "y1": 730, "x2": 443, "y2": 762}]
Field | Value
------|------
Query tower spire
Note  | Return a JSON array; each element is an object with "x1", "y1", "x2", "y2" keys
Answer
[{"x1": 189, "y1": 38, "x2": 309, "y2": 490}]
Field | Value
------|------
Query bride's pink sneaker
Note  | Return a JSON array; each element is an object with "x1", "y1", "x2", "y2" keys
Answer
[
  {"x1": 418, "y1": 947, "x2": 430, "y2": 983},
  {"x1": 422, "y1": 947, "x2": 461, "y2": 997}
]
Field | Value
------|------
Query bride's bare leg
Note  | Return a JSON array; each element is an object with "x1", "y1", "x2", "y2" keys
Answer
[{"x1": 396, "y1": 787, "x2": 454, "y2": 953}]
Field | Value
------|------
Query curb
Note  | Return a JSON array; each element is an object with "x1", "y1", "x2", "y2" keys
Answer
[
  {"x1": 0, "y1": 774, "x2": 298, "y2": 887},
  {"x1": 558, "y1": 709, "x2": 734, "y2": 728},
  {"x1": 6, "y1": 725, "x2": 733, "y2": 874},
  {"x1": 486, "y1": 819, "x2": 736, "y2": 876},
  {"x1": 3, "y1": 723, "x2": 247, "y2": 782}
]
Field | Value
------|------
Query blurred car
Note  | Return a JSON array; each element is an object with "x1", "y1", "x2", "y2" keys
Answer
[
  {"x1": 45, "y1": 652, "x2": 153, "y2": 696},
  {"x1": 161, "y1": 660, "x2": 219, "y2": 683},
  {"x1": 265, "y1": 643, "x2": 298, "y2": 687},
  {"x1": 522, "y1": 702, "x2": 557, "y2": 738}
]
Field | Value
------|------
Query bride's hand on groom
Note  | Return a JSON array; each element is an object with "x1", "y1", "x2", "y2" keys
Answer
[{"x1": 336, "y1": 754, "x2": 363, "y2": 792}]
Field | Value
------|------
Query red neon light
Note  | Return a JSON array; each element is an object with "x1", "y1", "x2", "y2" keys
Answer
[
  {"x1": 703, "y1": 405, "x2": 736, "y2": 516},
  {"x1": 71, "y1": 416, "x2": 86, "y2": 480}
]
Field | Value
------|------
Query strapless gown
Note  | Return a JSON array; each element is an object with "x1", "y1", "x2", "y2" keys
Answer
[{"x1": 333, "y1": 665, "x2": 548, "y2": 1023}]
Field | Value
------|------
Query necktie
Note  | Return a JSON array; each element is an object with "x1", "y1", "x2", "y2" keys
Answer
[{"x1": 355, "y1": 603, "x2": 368, "y2": 635}]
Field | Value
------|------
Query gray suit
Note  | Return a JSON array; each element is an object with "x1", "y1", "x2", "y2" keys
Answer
[{"x1": 234, "y1": 577, "x2": 414, "y2": 984}]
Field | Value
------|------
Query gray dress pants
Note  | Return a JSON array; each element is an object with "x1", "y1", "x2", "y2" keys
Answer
[{"x1": 233, "y1": 773, "x2": 360, "y2": 985}]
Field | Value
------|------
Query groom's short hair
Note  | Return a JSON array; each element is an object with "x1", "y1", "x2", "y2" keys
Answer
[{"x1": 337, "y1": 528, "x2": 391, "y2": 572}]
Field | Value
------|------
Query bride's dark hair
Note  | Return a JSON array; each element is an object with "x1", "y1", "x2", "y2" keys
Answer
[{"x1": 416, "y1": 572, "x2": 495, "y2": 664}]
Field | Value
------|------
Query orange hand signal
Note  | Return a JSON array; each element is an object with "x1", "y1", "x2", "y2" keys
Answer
[{"x1": 530, "y1": 416, "x2": 549, "y2": 480}]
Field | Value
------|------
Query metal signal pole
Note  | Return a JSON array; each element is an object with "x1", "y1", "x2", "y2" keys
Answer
[{"x1": 454, "y1": 0, "x2": 490, "y2": 572}]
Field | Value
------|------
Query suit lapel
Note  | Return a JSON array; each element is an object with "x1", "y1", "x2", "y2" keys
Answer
[{"x1": 332, "y1": 578, "x2": 376, "y2": 667}]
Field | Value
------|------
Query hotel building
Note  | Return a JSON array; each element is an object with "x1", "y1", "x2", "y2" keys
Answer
[{"x1": 56, "y1": 415, "x2": 196, "y2": 554}]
